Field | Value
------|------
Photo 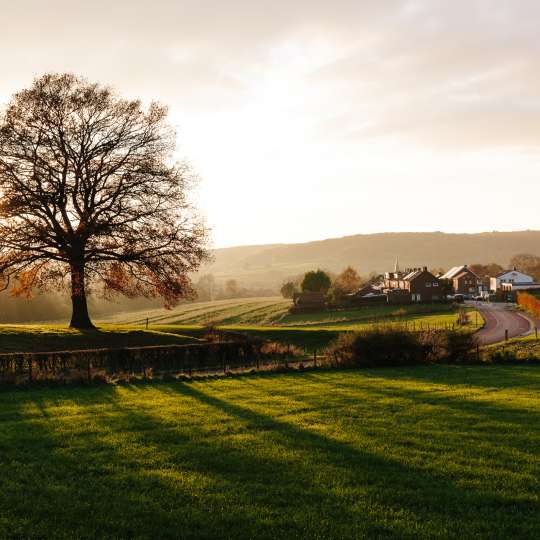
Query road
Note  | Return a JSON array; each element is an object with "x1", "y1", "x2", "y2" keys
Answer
[{"x1": 473, "y1": 302, "x2": 532, "y2": 345}]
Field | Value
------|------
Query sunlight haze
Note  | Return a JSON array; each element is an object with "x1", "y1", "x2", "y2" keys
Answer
[{"x1": 1, "y1": 0, "x2": 539, "y2": 247}]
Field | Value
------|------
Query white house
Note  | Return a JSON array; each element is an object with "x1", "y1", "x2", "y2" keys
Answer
[{"x1": 490, "y1": 269, "x2": 534, "y2": 292}]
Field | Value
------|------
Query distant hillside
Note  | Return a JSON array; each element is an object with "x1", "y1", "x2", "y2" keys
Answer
[
  {"x1": 203, "y1": 231, "x2": 540, "y2": 287},
  {"x1": 4, "y1": 231, "x2": 540, "y2": 323}
]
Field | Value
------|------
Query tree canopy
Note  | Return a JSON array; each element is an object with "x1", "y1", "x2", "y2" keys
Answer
[
  {"x1": 301, "y1": 270, "x2": 331, "y2": 294},
  {"x1": 0, "y1": 73, "x2": 209, "y2": 328}
]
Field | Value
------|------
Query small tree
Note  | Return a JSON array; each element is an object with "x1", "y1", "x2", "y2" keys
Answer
[
  {"x1": 195, "y1": 274, "x2": 216, "y2": 302},
  {"x1": 225, "y1": 279, "x2": 240, "y2": 298},
  {"x1": 0, "y1": 73, "x2": 209, "y2": 328},
  {"x1": 301, "y1": 270, "x2": 331, "y2": 294},
  {"x1": 280, "y1": 281, "x2": 296, "y2": 299},
  {"x1": 334, "y1": 266, "x2": 362, "y2": 293}
]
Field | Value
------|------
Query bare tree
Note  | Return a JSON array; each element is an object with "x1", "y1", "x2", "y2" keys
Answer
[{"x1": 0, "y1": 73, "x2": 209, "y2": 328}]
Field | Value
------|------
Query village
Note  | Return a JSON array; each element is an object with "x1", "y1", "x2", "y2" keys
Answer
[{"x1": 292, "y1": 263, "x2": 540, "y2": 312}]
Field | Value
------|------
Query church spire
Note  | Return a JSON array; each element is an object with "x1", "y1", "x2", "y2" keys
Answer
[{"x1": 394, "y1": 255, "x2": 400, "y2": 273}]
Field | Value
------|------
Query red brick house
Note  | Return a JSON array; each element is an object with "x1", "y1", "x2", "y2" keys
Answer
[
  {"x1": 382, "y1": 267, "x2": 442, "y2": 303},
  {"x1": 440, "y1": 265, "x2": 480, "y2": 296}
]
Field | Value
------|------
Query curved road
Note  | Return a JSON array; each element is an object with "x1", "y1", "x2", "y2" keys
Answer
[{"x1": 473, "y1": 302, "x2": 532, "y2": 345}]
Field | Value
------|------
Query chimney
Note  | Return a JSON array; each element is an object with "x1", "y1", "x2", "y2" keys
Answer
[{"x1": 423, "y1": 266, "x2": 427, "y2": 272}]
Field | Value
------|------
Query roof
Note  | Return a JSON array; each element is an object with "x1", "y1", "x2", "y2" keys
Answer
[
  {"x1": 495, "y1": 269, "x2": 533, "y2": 278},
  {"x1": 441, "y1": 265, "x2": 479, "y2": 280},
  {"x1": 403, "y1": 270, "x2": 422, "y2": 281},
  {"x1": 441, "y1": 266, "x2": 467, "y2": 280}
]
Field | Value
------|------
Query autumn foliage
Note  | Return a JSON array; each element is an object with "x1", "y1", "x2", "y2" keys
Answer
[{"x1": 517, "y1": 292, "x2": 540, "y2": 318}]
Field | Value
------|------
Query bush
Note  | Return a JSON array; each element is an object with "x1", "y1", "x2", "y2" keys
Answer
[
  {"x1": 420, "y1": 329, "x2": 476, "y2": 363},
  {"x1": 325, "y1": 326, "x2": 476, "y2": 368},
  {"x1": 326, "y1": 326, "x2": 425, "y2": 368},
  {"x1": 517, "y1": 292, "x2": 540, "y2": 318}
]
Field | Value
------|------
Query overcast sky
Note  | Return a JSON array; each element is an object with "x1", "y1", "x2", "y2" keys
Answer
[{"x1": 1, "y1": 0, "x2": 539, "y2": 247}]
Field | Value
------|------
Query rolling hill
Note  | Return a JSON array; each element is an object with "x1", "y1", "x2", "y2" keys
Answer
[
  {"x1": 3, "y1": 230, "x2": 540, "y2": 323},
  {"x1": 204, "y1": 231, "x2": 540, "y2": 287}
]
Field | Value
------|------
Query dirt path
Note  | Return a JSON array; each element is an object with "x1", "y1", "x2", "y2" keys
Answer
[{"x1": 474, "y1": 303, "x2": 531, "y2": 345}]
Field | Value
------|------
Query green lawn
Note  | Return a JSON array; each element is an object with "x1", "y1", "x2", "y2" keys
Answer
[
  {"x1": 1, "y1": 366, "x2": 540, "y2": 538},
  {"x1": 0, "y1": 325, "x2": 200, "y2": 353},
  {"x1": 0, "y1": 302, "x2": 482, "y2": 354}
]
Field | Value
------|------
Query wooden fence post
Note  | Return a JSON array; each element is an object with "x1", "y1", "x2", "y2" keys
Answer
[
  {"x1": 313, "y1": 349, "x2": 317, "y2": 367},
  {"x1": 505, "y1": 329, "x2": 509, "y2": 341}
]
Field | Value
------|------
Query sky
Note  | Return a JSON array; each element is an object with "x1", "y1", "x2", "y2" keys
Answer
[{"x1": 1, "y1": 0, "x2": 539, "y2": 248}]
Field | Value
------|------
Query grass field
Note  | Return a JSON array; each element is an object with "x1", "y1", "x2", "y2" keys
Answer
[
  {"x1": 1, "y1": 366, "x2": 540, "y2": 538},
  {"x1": 485, "y1": 332, "x2": 540, "y2": 360},
  {"x1": 98, "y1": 297, "x2": 472, "y2": 328},
  {"x1": 0, "y1": 325, "x2": 200, "y2": 353},
  {"x1": 0, "y1": 299, "x2": 482, "y2": 354}
]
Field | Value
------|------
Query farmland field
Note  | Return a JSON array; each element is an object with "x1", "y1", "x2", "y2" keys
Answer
[
  {"x1": 0, "y1": 299, "x2": 482, "y2": 353},
  {"x1": 98, "y1": 296, "x2": 480, "y2": 330},
  {"x1": 1, "y1": 366, "x2": 540, "y2": 538},
  {"x1": 0, "y1": 298, "x2": 482, "y2": 354}
]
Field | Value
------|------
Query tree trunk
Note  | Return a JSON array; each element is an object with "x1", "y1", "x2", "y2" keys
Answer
[{"x1": 69, "y1": 260, "x2": 94, "y2": 329}]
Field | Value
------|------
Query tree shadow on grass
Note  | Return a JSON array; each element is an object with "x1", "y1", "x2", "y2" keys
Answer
[
  {"x1": 2, "y1": 385, "x2": 277, "y2": 539},
  {"x1": 3, "y1": 380, "x2": 540, "y2": 538},
  {"x1": 161, "y1": 382, "x2": 540, "y2": 538},
  {"x1": 363, "y1": 364, "x2": 540, "y2": 390}
]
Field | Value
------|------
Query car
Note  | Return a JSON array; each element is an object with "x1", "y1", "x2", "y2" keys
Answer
[{"x1": 473, "y1": 295, "x2": 485, "y2": 301}]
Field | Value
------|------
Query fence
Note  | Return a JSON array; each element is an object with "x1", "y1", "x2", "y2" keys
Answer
[{"x1": 0, "y1": 340, "x2": 310, "y2": 386}]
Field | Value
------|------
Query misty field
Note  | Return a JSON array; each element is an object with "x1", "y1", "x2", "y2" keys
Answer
[
  {"x1": 0, "y1": 298, "x2": 481, "y2": 354},
  {"x1": 1, "y1": 366, "x2": 540, "y2": 538},
  {"x1": 97, "y1": 296, "x2": 478, "y2": 329},
  {"x1": 0, "y1": 300, "x2": 481, "y2": 354}
]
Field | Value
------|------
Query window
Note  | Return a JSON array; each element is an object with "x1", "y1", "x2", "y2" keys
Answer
[
  {"x1": 433, "y1": 282, "x2": 439, "y2": 287},
  {"x1": 426, "y1": 282, "x2": 431, "y2": 287}
]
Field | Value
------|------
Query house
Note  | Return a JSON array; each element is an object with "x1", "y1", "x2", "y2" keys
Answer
[
  {"x1": 440, "y1": 265, "x2": 481, "y2": 296},
  {"x1": 290, "y1": 291, "x2": 326, "y2": 313},
  {"x1": 345, "y1": 284, "x2": 387, "y2": 306},
  {"x1": 500, "y1": 282, "x2": 540, "y2": 293},
  {"x1": 382, "y1": 266, "x2": 442, "y2": 303},
  {"x1": 490, "y1": 268, "x2": 534, "y2": 292}
]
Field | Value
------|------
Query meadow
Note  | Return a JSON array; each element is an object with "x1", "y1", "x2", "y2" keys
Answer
[
  {"x1": 0, "y1": 325, "x2": 200, "y2": 353},
  {"x1": 1, "y1": 366, "x2": 540, "y2": 538},
  {"x1": 97, "y1": 297, "x2": 470, "y2": 329},
  {"x1": 0, "y1": 299, "x2": 481, "y2": 354}
]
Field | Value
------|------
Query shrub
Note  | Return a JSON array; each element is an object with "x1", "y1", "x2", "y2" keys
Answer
[
  {"x1": 325, "y1": 326, "x2": 476, "y2": 368},
  {"x1": 517, "y1": 292, "x2": 540, "y2": 318},
  {"x1": 326, "y1": 326, "x2": 426, "y2": 368},
  {"x1": 420, "y1": 329, "x2": 476, "y2": 363}
]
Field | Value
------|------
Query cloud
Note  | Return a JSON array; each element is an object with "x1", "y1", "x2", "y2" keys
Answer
[{"x1": 2, "y1": 1, "x2": 540, "y2": 246}]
